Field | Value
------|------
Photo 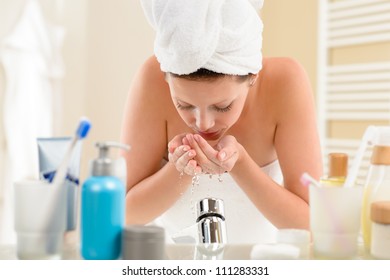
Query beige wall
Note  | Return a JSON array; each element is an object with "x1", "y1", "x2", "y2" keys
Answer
[
  {"x1": 262, "y1": 0, "x2": 318, "y2": 101},
  {"x1": 80, "y1": 0, "x2": 319, "y2": 179},
  {"x1": 2, "y1": 0, "x2": 387, "y2": 180},
  {"x1": 83, "y1": 0, "x2": 154, "y2": 179},
  {"x1": 0, "y1": 0, "x2": 328, "y2": 187},
  {"x1": 2, "y1": 0, "x2": 389, "y2": 244}
]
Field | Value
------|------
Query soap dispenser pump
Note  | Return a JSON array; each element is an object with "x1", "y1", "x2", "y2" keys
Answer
[{"x1": 81, "y1": 141, "x2": 130, "y2": 260}]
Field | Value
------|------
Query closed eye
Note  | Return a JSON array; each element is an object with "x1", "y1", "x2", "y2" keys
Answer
[
  {"x1": 175, "y1": 101, "x2": 233, "y2": 112},
  {"x1": 213, "y1": 102, "x2": 233, "y2": 113},
  {"x1": 175, "y1": 102, "x2": 193, "y2": 111}
]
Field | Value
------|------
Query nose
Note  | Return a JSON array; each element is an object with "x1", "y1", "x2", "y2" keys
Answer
[{"x1": 195, "y1": 110, "x2": 215, "y2": 132}]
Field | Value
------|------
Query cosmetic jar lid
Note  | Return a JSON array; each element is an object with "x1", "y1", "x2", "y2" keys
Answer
[
  {"x1": 371, "y1": 146, "x2": 390, "y2": 165},
  {"x1": 123, "y1": 225, "x2": 165, "y2": 240},
  {"x1": 328, "y1": 153, "x2": 348, "y2": 177},
  {"x1": 371, "y1": 201, "x2": 390, "y2": 224},
  {"x1": 197, "y1": 198, "x2": 225, "y2": 221}
]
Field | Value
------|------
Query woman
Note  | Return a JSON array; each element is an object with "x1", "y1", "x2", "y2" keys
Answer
[{"x1": 120, "y1": 0, "x2": 322, "y2": 244}]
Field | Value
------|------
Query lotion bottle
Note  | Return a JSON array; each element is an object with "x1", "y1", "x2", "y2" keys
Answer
[
  {"x1": 361, "y1": 127, "x2": 390, "y2": 252},
  {"x1": 80, "y1": 142, "x2": 130, "y2": 260}
]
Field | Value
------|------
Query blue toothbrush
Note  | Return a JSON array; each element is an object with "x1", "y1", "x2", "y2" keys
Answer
[{"x1": 52, "y1": 117, "x2": 91, "y2": 186}]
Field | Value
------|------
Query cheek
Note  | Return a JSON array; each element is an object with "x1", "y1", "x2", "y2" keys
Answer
[
  {"x1": 225, "y1": 111, "x2": 241, "y2": 125},
  {"x1": 225, "y1": 102, "x2": 245, "y2": 125},
  {"x1": 176, "y1": 110, "x2": 194, "y2": 125}
]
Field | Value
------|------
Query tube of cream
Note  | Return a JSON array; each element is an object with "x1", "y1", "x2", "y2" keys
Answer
[{"x1": 37, "y1": 137, "x2": 82, "y2": 231}]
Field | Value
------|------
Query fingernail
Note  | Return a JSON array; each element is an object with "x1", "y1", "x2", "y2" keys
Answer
[
  {"x1": 183, "y1": 146, "x2": 190, "y2": 152},
  {"x1": 194, "y1": 134, "x2": 200, "y2": 142},
  {"x1": 219, "y1": 151, "x2": 226, "y2": 160},
  {"x1": 188, "y1": 151, "x2": 195, "y2": 157}
]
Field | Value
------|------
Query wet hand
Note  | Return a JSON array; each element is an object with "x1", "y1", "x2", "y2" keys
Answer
[
  {"x1": 184, "y1": 134, "x2": 240, "y2": 174},
  {"x1": 168, "y1": 134, "x2": 202, "y2": 176}
]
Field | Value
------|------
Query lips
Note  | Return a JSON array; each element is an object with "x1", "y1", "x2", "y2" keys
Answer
[{"x1": 197, "y1": 130, "x2": 221, "y2": 141}]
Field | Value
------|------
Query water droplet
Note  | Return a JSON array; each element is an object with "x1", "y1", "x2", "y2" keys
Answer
[{"x1": 190, "y1": 173, "x2": 200, "y2": 216}]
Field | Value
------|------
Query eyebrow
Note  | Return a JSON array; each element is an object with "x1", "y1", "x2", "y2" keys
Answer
[
  {"x1": 174, "y1": 98, "x2": 190, "y2": 105},
  {"x1": 174, "y1": 97, "x2": 233, "y2": 106}
]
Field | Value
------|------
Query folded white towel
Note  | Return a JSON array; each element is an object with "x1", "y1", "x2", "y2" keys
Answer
[
  {"x1": 250, "y1": 244, "x2": 300, "y2": 260},
  {"x1": 141, "y1": 0, "x2": 264, "y2": 75}
]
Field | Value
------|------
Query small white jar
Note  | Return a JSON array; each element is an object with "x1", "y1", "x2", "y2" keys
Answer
[
  {"x1": 277, "y1": 229, "x2": 311, "y2": 259},
  {"x1": 370, "y1": 201, "x2": 390, "y2": 259}
]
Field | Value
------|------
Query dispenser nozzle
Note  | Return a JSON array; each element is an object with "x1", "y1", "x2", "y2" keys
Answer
[
  {"x1": 90, "y1": 142, "x2": 130, "y2": 177},
  {"x1": 95, "y1": 142, "x2": 130, "y2": 158}
]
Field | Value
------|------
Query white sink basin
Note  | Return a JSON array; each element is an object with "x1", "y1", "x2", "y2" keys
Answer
[{"x1": 165, "y1": 243, "x2": 254, "y2": 260}]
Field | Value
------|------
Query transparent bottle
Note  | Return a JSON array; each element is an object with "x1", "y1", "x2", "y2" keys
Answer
[
  {"x1": 320, "y1": 153, "x2": 348, "y2": 187},
  {"x1": 361, "y1": 127, "x2": 390, "y2": 252},
  {"x1": 370, "y1": 201, "x2": 390, "y2": 259}
]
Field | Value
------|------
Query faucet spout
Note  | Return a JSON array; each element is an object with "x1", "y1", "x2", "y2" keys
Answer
[{"x1": 196, "y1": 198, "x2": 227, "y2": 244}]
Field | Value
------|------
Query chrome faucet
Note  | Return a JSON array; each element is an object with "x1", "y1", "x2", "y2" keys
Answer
[{"x1": 196, "y1": 198, "x2": 227, "y2": 244}]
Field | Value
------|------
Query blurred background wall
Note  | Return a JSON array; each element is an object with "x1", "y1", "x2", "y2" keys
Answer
[
  {"x1": 0, "y1": 0, "x2": 388, "y2": 244},
  {"x1": 0, "y1": 0, "x2": 319, "y2": 185}
]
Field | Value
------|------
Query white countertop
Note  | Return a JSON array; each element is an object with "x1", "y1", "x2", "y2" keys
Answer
[{"x1": 0, "y1": 241, "x2": 372, "y2": 260}]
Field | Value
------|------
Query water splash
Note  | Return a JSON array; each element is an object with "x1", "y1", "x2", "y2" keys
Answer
[{"x1": 190, "y1": 173, "x2": 200, "y2": 216}]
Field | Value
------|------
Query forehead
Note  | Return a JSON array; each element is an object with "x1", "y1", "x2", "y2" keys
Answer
[{"x1": 168, "y1": 75, "x2": 246, "y2": 98}]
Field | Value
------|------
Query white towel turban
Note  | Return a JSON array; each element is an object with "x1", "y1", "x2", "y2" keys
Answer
[{"x1": 140, "y1": 0, "x2": 264, "y2": 75}]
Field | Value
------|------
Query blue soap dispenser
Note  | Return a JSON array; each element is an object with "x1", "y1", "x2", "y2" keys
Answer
[{"x1": 81, "y1": 141, "x2": 130, "y2": 260}]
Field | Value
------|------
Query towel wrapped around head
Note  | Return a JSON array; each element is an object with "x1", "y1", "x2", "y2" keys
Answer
[{"x1": 140, "y1": 0, "x2": 264, "y2": 75}]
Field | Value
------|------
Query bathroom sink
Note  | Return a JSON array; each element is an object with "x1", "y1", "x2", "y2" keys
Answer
[{"x1": 165, "y1": 243, "x2": 254, "y2": 260}]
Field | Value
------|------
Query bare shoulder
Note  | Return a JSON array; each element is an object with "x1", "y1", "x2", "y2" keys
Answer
[
  {"x1": 259, "y1": 57, "x2": 313, "y2": 114},
  {"x1": 138, "y1": 56, "x2": 165, "y2": 81},
  {"x1": 134, "y1": 56, "x2": 169, "y2": 96},
  {"x1": 128, "y1": 56, "x2": 172, "y2": 114},
  {"x1": 261, "y1": 57, "x2": 310, "y2": 88},
  {"x1": 121, "y1": 56, "x2": 171, "y2": 191}
]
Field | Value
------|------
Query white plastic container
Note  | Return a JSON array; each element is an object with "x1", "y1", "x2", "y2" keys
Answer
[
  {"x1": 277, "y1": 229, "x2": 311, "y2": 259},
  {"x1": 370, "y1": 201, "x2": 390, "y2": 259},
  {"x1": 310, "y1": 185, "x2": 363, "y2": 259},
  {"x1": 14, "y1": 180, "x2": 67, "y2": 260}
]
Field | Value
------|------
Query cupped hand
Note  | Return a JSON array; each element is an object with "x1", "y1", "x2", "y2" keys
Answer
[
  {"x1": 168, "y1": 134, "x2": 202, "y2": 176},
  {"x1": 183, "y1": 134, "x2": 241, "y2": 174}
]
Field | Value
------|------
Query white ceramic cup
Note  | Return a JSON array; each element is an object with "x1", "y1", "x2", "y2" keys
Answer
[
  {"x1": 310, "y1": 185, "x2": 363, "y2": 259},
  {"x1": 14, "y1": 180, "x2": 67, "y2": 260}
]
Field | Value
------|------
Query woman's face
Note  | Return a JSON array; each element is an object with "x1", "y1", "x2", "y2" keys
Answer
[{"x1": 167, "y1": 75, "x2": 251, "y2": 141}]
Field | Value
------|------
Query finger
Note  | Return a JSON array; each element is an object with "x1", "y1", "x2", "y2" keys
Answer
[
  {"x1": 217, "y1": 148, "x2": 238, "y2": 162},
  {"x1": 183, "y1": 160, "x2": 201, "y2": 176},
  {"x1": 169, "y1": 145, "x2": 190, "y2": 163},
  {"x1": 193, "y1": 134, "x2": 219, "y2": 163},
  {"x1": 182, "y1": 137, "x2": 190, "y2": 146},
  {"x1": 187, "y1": 134, "x2": 224, "y2": 174},
  {"x1": 168, "y1": 133, "x2": 187, "y2": 153},
  {"x1": 185, "y1": 134, "x2": 209, "y2": 163},
  {"x1": 216, "y1": 135, "x2": 237, "y2": 161},
  {"x1": 176, "y1": 149, "x2": 196, "y2": 172}
]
